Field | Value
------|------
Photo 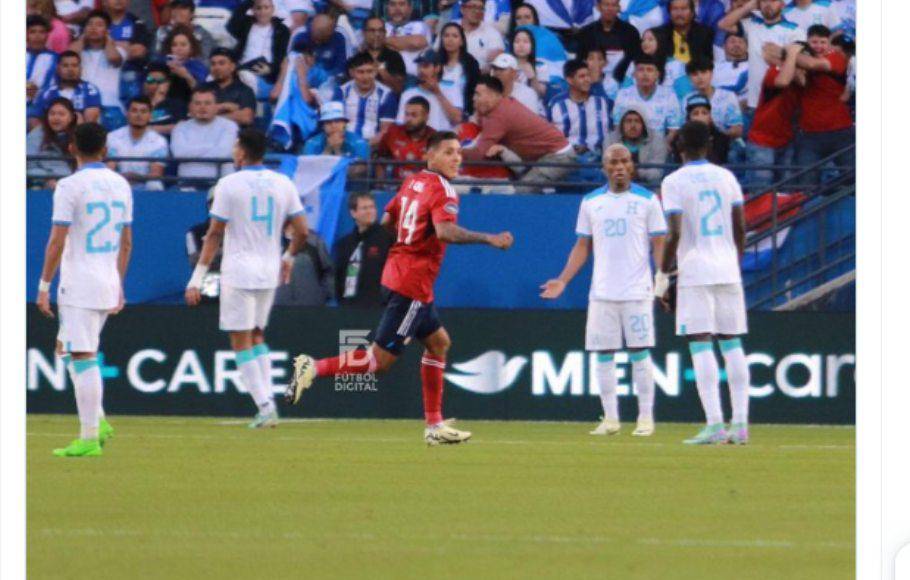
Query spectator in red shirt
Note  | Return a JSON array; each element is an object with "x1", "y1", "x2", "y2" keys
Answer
[
  {"x1": 745, "y1": 42, "x2": 805, "y2": 193},
  {"x1": 794, "y1": 24, "x2": 854, "y2": 187},
  {"x1": 376, "y1": 95, "x2": 437, "y2": 180}
]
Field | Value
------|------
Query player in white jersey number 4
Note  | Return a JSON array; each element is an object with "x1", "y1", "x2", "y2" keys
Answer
[
  {"x1": 37, "y1": 123, "x2": 133, "y2": 457},
  {"x1": 542, "y1": 144, "x2": 667, "y2": 437},
  {"x1": 656, "y1": 121, "x2": 752, "y2": 445},
  {"x1": 185, "y1": 128, "x2": 310, "y2": 429}
]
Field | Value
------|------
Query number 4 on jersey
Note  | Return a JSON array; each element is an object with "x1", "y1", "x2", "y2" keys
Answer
[{"x1": 398, "y1": 196, "x2": 419, "y2": 245}]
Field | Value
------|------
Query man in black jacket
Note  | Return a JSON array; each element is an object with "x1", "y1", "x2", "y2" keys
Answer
[
  {"x1": 333, "y1": 192, "x2": 392, "y2": 307},
  {"x1": 227, "y1": 0, "x2": 290, "y2": 86},
  {"x1": 652, "y1": 0, "x2": 715, "y2": 65},
  {"x1": 574, "y1": 0, "x2": 641, "y2": 81}
]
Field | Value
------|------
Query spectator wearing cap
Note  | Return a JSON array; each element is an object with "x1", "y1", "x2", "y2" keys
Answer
[
  {"x1": 395, "y1": 50, "x2": 464, "y2": 132},
  {"x1": 712, "y1": 28, "x2": 748, "y2": 104},
  {"x1": 651, "y1": 0, "x2": 715, "y2": 66},
  {"x1": 681, "y1": 58, "x2": 743, "y2": 139},
  {"x1": 69, "y1": 10, "x2": 128, "y2": 129},
  {"x1": 384, "y1": 0, "x2": 432, "y2": 78},
  {"x1": 463, "y1": 75, "x2": 576, "y2": 193},
  {"x1": 302, "y1": 102, "x2": 370, "y2": 164},
  {"x1": 358, "y1": 16, "x2": 407, "y2": 94},
  {"x1": 27, "y1": 16, "x2": 59, "y2": 110},
  {"x1": 154, "y1": 0, "x2": 216, "y2": 60},
  {"x1": 106, "y1": 96, "x2": 170, "y2": 190},
  {"x1": 612, "y1": 55, "x2": 683, "y2": 143},
  {"x1": 437, "y1": 22, "x2": 481, "y2": 116},
  {"x1": 490, "y1": 53, "x2": 541, "y2": 115},
  {"x1": 457, "y1": 0, "x2": 506, "y2": 71},
  {"x1": 547, "y1": 60, "x2": 612, "y2": 156},
  {"x1": 574, "y1": 0, "x2": 641, "y2": 82},
  {"x1": 331, "y1": 53, "x2": 399, "y2": 146},
  {"x1": 227, "y1": 0, "x2": 290, "y2": 88},
  {"x1": 203, "y1": 48, "x2": 258, "y2": 127},
  {"x1": 170, "y1": 86, "x2": 239, "y2": 181},
  {"x1": 609, "y1": 105, "x2": 667, "y2": 183},
  {"x1": 27, "y1": 0, "x2": 72, "y2": 53},
  {"x1": 143, "y1": 62, "x2": 188, "y2": 135},
  {"x1": 29, "y1": 50, "x2": 102, "y2": 129},
  {"x1": 289, "y1": 13, "x2": 350, "y2": 77},
  {"x1": 670, "y1": 94, "x2": 730, "y2": 163},
  {"x1": 377, "y1": 96, "x2": 437, "y2": 180}
]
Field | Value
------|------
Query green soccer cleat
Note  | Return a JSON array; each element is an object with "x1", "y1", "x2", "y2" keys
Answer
[
  {"x1": 99, "y1": 418, "x2": 114, "y2": 446},
  {"x1": 53, "y1": 438, "x2": 103, "y2": 457},
  {"x1": 683, "y1": 423, "x2": 728, "y2": 445},
  {"x1": 248, "y1": 411, "x2": 279, "y2": 429}
]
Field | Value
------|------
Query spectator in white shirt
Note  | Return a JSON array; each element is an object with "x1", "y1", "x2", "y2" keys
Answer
[
  {"x1": 612, "y1": 54, "x2": 684, "y2": 143},
  {"x1": 384, "y1": 0, "x2": 431, "y2": 77},
  {"x1": 171, "y1": 86, "x2": 239, "y2": 182},
  {"x1": 782, "y1": 0, "x2": 840, "y2": 35},
  {"x1": 55, "y1": 0, "x2": 94, "y2": 30},
  {"x1": 106, "y1": 96, "x2": 170, "y2": 190},
  {"x1": 227, "y1": 0, "x2": 291, "y2": 87},
  {"x1": 395, "y1": 50, "x2": 464, "y2": 131},
  {"x1": 458, "y1": 0, "x2": 506, "y2": 71},
  {"x1": 69, "y1": 10, "x2": 127, "y2": 130},
  {"x1": 489, "y1": 53, "x2": 542, "y2": 114}
]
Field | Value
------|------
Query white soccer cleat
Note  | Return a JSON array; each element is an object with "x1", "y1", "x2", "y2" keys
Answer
[
  {"x1": 589, "y1": 417, "x2": 621, "y2": 436},
  {"x1": 632, "y1": 419, "x2": 655, "y2": 437},
  {"x1": 424, "y1": 419, "x2": 472, "y2": 446},
  {"x1": 285, "y1": 354, "x2": 316, "y2": 405}
]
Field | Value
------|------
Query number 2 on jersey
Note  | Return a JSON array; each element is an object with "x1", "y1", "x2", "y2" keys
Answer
[
  {"x1": 398, "y1": 196, "x2": 419, "y2": 245},
  {"x1": 698, "y1": 189, "x2": 723, "y2": 237},
  {"x1": 86, "y1": 201, "x2": 127, "y2": 254}
]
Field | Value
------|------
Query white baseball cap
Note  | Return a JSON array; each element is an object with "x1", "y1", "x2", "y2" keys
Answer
[
  {"x1": 490, "y1": 53, "x2": 518, "y2": 71},
  {"x1": 319, "y1": 101, "x2": 348, "y2": 122}
]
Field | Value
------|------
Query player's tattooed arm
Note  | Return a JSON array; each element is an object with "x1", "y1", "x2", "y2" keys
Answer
[
  {"x1": 435, "y1": 221, "x2": 514, "y2": 249},
  {"x1": 732, "y1": 205, "x2": 746, "y2": 258}
]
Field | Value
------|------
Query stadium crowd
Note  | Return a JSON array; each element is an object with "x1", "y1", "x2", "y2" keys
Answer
[{"x1": 26, "y1": 0, "x2": 856, "y2": 193}]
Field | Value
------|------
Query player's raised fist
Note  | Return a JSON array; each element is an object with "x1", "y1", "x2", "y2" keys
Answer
[
  {"x1": 490, "y1": 231, "x2": 514, "y2": 250},
  {"x1": 540, "y1": 279, "x2": 565, "y2": 299}
]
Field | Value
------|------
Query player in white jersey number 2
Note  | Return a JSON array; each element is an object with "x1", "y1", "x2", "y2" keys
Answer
[
  {"x1": 655, "y1": 121, "x2": 752, "y2": 445},
  {"x1": 37, "y1": 123, "x2": 133, "y2": 457},
  {"x1": 542, "y1": 144, "x2": 667, "y2": 437},
  {"x1": 185, "y1": 128, "x2": 309, "y2": 429}
]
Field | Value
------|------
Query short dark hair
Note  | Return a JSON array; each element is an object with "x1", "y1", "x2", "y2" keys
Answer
[
  {"x1": 807, "y1": 24, "x2": 832, "y2": 39},
  {"x1": 685, "y1": 57, "x2": 714, "y2": 76},
  {"x1": 210, "y1": 47, "x2": 238, "y2": 63},
  {"x1": 74, "y1": 122, "x2": 107, "y2": 157},
  {"x1": 170, "y1": 0, "x2": 196, "y2": 10},
  {"x1": 85, "y1": 9, "x2": 111, "y2": 27},
  {"x1": 427, "y1": 130, "x2": 459, "y2": 150},
  {"x1": 475, "y1": 75, "x2": 503, "y2": 94},
  {"x1": 27, "y1": 15, "x2": 51, "y2": 31},
  {"x1": 59, "y1": 50, "x2": 81, "y2": 63},
  {"x1": 677, "y1": 120, "x2": 711, "y2": 159},
  {"x1": 347, "y1": 52, "x2": 376, "y2": 71},
  {"x1": 405, "y1": 96, "x2": 431, "y2": 112},
  {"x1": 128, "y1": 96, "x2": 153, "y2": 110},
  {"x1": 634, "y1": 54, "x2": 661, "y2": 69},
  {"x1": 348, "y1": 191, "x2": 375, "y2": 211},
  {"x1": 145, "y1": 62, "x2": 170, "y2": 76},
  {"x1": 237, "y1": 128, "x2": 268, "y2": 163},
  {"x1": 191, "y1": 86, "x2": 217, "y2": 99},
  {"x1": 563, "y1": 59, "x2": 588, "y2": 78},
  {"x1": 579, "y1": 46, "x2": 606, "y2": 61}
]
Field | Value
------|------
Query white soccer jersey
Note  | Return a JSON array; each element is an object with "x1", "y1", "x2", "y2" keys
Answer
[
  {"x1": 51, "y1": 163, "x2": 133, "y2": 310},
  {"x1": 612, "y1": 84, "x2": 683, "y2": 136},
  {"x1": 576, "y1": 183, "x2": 667, "y2": 301},
  {"x1": 661, "y1": 160, "x2": 744, "y2": 288},
  {"x1": 386, "y1": 20, "x2": 432, "y2": 76},
  {"x1": 548, "y1": 93, "x2": 612, "y2": 151},
  {"x1": 742, "y1": 15, "x2": 804, "y2": 108},
  {"x1": 336, "y1": 80, "x2": 398, "y2": 140},
  {"x1": 782, "y1": 0, "x2": 840, "y2": 34},
  {"x1": 209, "y1": 166, "x2": 305, "y2": 290}
]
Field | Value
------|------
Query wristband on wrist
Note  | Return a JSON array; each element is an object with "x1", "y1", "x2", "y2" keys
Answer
[
  {"x1": 38, "y1": 280, "x2": 51, "y2": 293},
  {"x1": 188, "y1": 264, "x2": 210, "y2": 289},
  {"x1": 282, "y1": 251, "x2": 295, "y2": 264}
]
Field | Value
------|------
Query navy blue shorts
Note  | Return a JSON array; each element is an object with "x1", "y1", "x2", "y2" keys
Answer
[{"x1": 372, "y1": 289, "x2": 442, "y2": 355}]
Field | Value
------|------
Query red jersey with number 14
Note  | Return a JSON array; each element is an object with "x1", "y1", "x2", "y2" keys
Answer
[{"x1": 380, "y1": 170, "x2": 460, "y2": 303}]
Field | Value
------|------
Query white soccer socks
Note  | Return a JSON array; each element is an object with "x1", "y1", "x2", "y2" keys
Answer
[
  {"x1": 689, "y1": 341, "x2": 724, "y2": 426},
  {"x1": 238, "y1": 348, "x2": 275, "y2": 415},
  {"x1": 595, "y1": 353, "x2": 619, "y2": 421},
  {"x1": 72, "y1": 358, "x2": 102, "y2": 440},
  {"x1": 630, "y1": 350, "x2": 655, "y2": 422},
  {"x1": 720, "y1": 338, "x2": 750, "y2": 425}
]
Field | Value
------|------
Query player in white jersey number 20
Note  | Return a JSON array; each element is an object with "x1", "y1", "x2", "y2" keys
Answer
[
  {"x1": 656, "y1": 121, "x2": 752, "y2": 446},
  {"x1": 541, "y1": 144, "x2": 667, "y2": 437},
  {"x1": 185, "y1": 128, "x2": 309, "y2": 429},
  {"x1": 37, "y1": 123, "x2": 133, "y2": 457}
]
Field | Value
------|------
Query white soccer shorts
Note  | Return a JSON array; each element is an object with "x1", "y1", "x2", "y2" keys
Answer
[
  {"x1": 585, "y1": 299, "x2": 656, "y2": 351},
  {"x1": 57, "y1": 305, "x2": 109, "y2": 353},
  {"x1": 675, "y1": 283, "x2": 748, "y2": 336},
  {"x1": 219, "y1": 285, "x2": 276, "y2": 332}
]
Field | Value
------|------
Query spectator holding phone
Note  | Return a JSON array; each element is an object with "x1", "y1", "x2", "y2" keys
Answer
[{"x1": 159, "y1": 24, "x2": 209, "y2": 103}]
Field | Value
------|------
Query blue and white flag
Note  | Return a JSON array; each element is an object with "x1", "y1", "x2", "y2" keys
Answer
[
  {"x1": 268, "y1": 65, "x2": 319, "y2": 151},
  {"x1": 277, "y1": 155, "x2": 351, "y2": 250},
  {"x1": 741, "y1": 228, "x2": 791, "y2": 272},
  {"x1": 519, "y1": 24, "x2": 567, "y2": 68}
]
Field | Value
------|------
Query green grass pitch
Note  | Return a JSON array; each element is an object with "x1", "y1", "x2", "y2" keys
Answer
[{"x1": 27, "y1": 415, "x2": 854, "y2": 580}]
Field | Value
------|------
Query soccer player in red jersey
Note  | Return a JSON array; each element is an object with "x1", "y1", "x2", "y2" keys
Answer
[{"x1": 285, "y1": 131, "x2": 514, "y2": 445}]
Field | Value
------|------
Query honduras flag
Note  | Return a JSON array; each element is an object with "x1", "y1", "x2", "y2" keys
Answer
[
  {"x1": 268, "y1": 65, "x2": 319, "y2": 151},
  {"x1": 277, "y1": 155, "x2": 351, "y2": 250}
]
